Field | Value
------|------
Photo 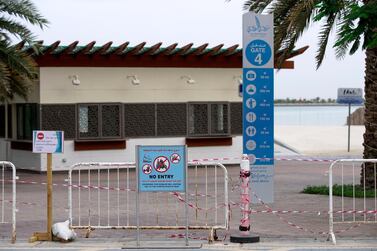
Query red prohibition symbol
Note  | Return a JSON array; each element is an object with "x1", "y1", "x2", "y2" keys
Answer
[
  {"x1": 142, "y1": 164, "x2": 152, "y2": 175},
  {"x1": 153, "y1": 156, "x2": 170, "y2": 173},
  {"x1": 170, "y1": 153, "x2": 181, "y2": 164},
  {"x1": 37, "y1": 132, "x2": 44, "y2": 140}
]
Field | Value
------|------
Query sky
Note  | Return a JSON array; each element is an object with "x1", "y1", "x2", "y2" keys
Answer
[{"x1": 28, "y1": 0, "x2": 366, "y2": 99}]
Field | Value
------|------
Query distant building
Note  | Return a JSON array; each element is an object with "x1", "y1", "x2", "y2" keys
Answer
[{"x1": 0, "y1": 41, "x2": 306, "y2": 171}]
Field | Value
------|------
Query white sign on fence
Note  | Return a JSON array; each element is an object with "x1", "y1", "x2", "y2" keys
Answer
[{"x1": 32, "y1": 131, "x2": 64, "y2": 153}]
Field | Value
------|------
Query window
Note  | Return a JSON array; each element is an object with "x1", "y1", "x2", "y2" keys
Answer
[
  {"x1": 77, "y1": 103, "x2": 122, "y2": 140},
  {"x1": 230, "y1": 102, "x2": 242, "y2": 135},
  {"x1": 0, "y1": 105, "x2": 13, "y2": 138},
  {"x1": 188, "y1": 103, "x2": 229, "y2": 137},
  {"x1": 124, "y1": 104, "x2": 156, "y2": 137},
  {"x1": 157, "y1": 103, "x2": 187, "y2": 136},
  {"x1": 41, "y1": 105, "x2": 76, "y2": 139},
  {"x1": 17, "y1": 103, "x2": 38, "y2": 140},
  {"x1": 0, "y1": 105, "x2": 4, "y2": 138}
]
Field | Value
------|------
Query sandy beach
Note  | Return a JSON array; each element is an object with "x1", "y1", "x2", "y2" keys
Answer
[{"x1": 275, "y1": 125, "x2": 364, "y2": 156}]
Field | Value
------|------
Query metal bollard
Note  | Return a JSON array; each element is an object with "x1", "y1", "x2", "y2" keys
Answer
[{"x1": 239, "y1": 155, "x2": 251, "y2": 234}]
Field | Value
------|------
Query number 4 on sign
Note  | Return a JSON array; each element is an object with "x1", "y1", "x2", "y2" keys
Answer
[{"x1": 255, "y1": 53, "x2": 262, "y2": 65}]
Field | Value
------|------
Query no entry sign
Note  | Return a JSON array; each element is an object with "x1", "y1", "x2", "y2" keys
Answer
[{"x1": 136, "y1": 145, "x2": 186, "y2": 192}]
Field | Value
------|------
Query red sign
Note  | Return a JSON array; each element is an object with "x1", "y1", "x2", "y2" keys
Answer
[{"x1": 37, "y1": 132, "x2": 44, "y2": 140}]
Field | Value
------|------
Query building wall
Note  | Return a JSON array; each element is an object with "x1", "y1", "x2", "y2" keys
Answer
[
  {"x1": 9, "y1": 66, "x2": 243, "y2": 171},
  {"x1": 0, "y1": 139, "x2": 7, "y2": 160},
  {"x1": 39, "y1": 67, "x2": 242, "y2": 103},
  {"x1": 11, "y1": 81, "x2": 40, "y2": 104},
  {"x1": 9, "y1": 149, "x2": 41, "y2": 171},
  {"x1": 40, "y1": 136, "x2": 243, "y2": 171}
]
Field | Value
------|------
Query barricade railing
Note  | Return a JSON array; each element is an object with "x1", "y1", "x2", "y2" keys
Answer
[
  {"x1": 329, "y1": 159, "x2": 377, "y2": 244},
  {"x1": 68, "y1": 161, "x2": 229, "y2": 241},
  {"x1": 0, "y1": 161, "x2": 17, "y2": 243}
]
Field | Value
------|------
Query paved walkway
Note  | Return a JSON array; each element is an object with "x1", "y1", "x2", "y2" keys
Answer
[
  {"x1": 1, "y1": 237, "x2": 377, "y2": 250},
  {"x1": 0, "y1": 158, "x2": 376, "y2": 249}
]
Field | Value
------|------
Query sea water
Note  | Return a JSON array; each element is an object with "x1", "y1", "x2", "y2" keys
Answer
[{"x1": 275, "y1": 105, "x2": 363, "y2": 126}]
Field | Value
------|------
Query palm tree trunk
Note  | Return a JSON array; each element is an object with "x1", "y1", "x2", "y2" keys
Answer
[{"x1": 362, "y1": 47, "x2": 377, "y2": 188}]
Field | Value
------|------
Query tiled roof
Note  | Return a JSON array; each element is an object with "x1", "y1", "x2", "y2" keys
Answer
[
  {"x1": 37, "y1": 41, "x2": 240, "y2": 57},
  {"x1": 18, "y1": 41, "x2": 308, "y2": 68}
]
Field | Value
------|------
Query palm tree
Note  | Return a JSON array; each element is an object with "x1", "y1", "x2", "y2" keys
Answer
[
  {"x1": 244, "y1": 0, "x2": 377, "y2": 187},
  {"x1": 0, "y1": 0, "x2": 48, "y2": 101}
]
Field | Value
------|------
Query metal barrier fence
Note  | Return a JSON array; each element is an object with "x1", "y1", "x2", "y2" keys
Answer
[
  {"x1": 0, "y1": 161, "x2": 17, "y2": 243},
  {"x1": 68, "y1": 162, "x2": 229, "y2": 241},
  {"x1": 329, "y1": 159, "x2": 377, "y2": 244}
]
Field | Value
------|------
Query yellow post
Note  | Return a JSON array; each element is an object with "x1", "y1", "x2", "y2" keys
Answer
[
  {"x1": 47, "y1": 153, "x2": 53, "y2": 241},
  {"x1": 29, "y1": 153, "x2": 53, "y2": 242}
]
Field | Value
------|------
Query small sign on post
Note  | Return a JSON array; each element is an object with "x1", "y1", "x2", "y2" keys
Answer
[
  {"x1": 32, "y1": 131, "x2": 64, "y2": 153},
  {"x1": 30, "y1": 131, "x2": 64, "y2": 242},
  {"x1": 337, "y1": 88, "x2": 363, "y2": 105},
  {"x1": 337, "y1": 88, "x2": 364, "y2": 152}
]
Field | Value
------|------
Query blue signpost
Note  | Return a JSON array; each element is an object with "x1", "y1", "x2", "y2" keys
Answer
[
  {"x1": 242, "y1": 12, "x2": 274, "y2": 203},
  {"x1": 337, "y1": 88, "x2": 364, "y2": 152}
]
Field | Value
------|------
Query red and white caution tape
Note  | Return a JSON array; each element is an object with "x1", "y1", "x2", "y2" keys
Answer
[
  {"x1": 0, "y1": 199, "x2": 36, "y2": 206},
  {"x1": 189, "y1": 156, "x2": 335, "y2": 163},
  {"x1": 5, "y1": 179, "x2": 376, "y2": 216},
  {"x1": 251, "y1": 191, "x2": 362, "y2": 236},
  {"x1": 2, "y1": 179, "x2": 136, "y2": 192}
]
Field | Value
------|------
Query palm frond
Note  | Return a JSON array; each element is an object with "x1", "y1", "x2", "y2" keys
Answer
[
  {"x1": 244, "y1": 0, "x2": 274, "y2": 12},
  {"x1": 350, "y1": 35, "x2": 361, "y2": 54},
  {"x1": 0, "y1": 0, "x2": 48, "y2": 29},
  {"x1": 0, "y1": 17, "x2": 34, "y2": 42},
  {"x1": 333, "y1": 2, "x2": 368, "y2": 57},
  {"x1": 274, "y1": 0, "x2": 317, "y2": 66},
  {"x1": 0, "y1": 40, "x2": 37, "y2": 79},
  {"x1": 0, "y1": 60, "x2": 11, "y2": 101},
  {"x1": 315, "y1": 14, "x2": 337, "y2": 69},
  {"x1": 0, "y1": 0, "x2": 46, "y2": 101},
  {"x1": 7, "y1": 73, "x2": 33, "y2": 100}
]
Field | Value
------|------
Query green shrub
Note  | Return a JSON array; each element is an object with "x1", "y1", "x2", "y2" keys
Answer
[{"x1": 302, "y1": 184, "x2": 376, "y2": 198}]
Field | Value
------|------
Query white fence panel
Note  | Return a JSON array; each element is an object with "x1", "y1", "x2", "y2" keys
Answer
[
  {"x1": 0, "y1": 161, "x2": 17, "y2": 243},
  {"x1": 329, "y1": 159, "x2": 377, "y2": 244},
  {"x1": 68, "y1": 161, "x2": 229, "y2": 241}
]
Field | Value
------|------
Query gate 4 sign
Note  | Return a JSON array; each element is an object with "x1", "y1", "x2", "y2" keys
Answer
[
  {"x1": 243, "y1": 12, "x2": 274, "y2": 203},
  {"x1": 245, "y1": 40, "x2": 272, "y2": 66},
  {"x1": 137, "y1": 145, "x2": 186, "y2": 192},
  {"x1": 243, "y1": 12, "x2": 274, "y2": 166}
]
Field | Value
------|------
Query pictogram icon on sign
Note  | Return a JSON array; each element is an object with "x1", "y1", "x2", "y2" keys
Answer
[
  {"x1": 245, "y1": 70, "x2": 257, "y2": 81},
  {"x1": 246, "y1": 126, "x2": 257, "y2": 136},
  {"x1": 170, "y1": 153, "x2": 181, "y2": 164},
  {"x1": 246, "y1": 140, "x2": 257, "y2": 151},
  {"x1": 246, "y1": 112, "x2": 257, "y2": 123},
  {"x1": 153, "y1": 156, "x2": 170, "y2": 173},
  {"x1": 248, "y1": 154, "x2": 256, "y2": 164},
  {"x1": 37, "y1": 132, "x2": 44, "y2": 140},
  {"x1": 246, "y1": 98, "x2": 256, "y2": 109},
  {"x1": 142, "y1": 164, "x2": 152, "y2": 174},
  {"x1": 246, "y1": 84, "x2": 257, "y2": 95}
]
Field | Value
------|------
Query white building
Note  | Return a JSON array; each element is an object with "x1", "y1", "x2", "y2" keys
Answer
[{"x1": 0, "y1": 41, "x2": 305, "y2": 171}]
